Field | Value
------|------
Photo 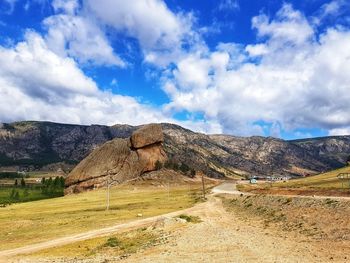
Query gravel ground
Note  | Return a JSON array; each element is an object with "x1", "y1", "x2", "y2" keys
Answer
[{"x1": 125, "y1": 196, "x2": 348, "y2": 263}]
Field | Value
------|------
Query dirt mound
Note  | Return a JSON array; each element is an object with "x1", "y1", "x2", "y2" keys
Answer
[{"x1": 65, "y1": 124, "x2": 167, "y2": 194}]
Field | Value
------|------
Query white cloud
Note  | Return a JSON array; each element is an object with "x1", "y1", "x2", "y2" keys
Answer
[
  {"x1": 84, "y1": 0, "x2": 196, "y2": 67},
  {"x1": 38, "y1": 0, "x2": 197, "y2": 68},
  {"x1": 3, "y1": 0, "x2": 350, "y2": 138},
  {"x1": 329, "y1": 127, "x2": 350, "y2": 136},
  {"x1": 245, "y1": 44, "x2": 268, "y2": 57},
  {"x1": 85, "y1": 0, "x2": 184, "y2": 49},
  {"x1": 161, "y1": 3, "x2": 350, "y2": 136},
  {"x1": 252, "y1": 4, "x2": 314, "y2": 46},
  {"x1": 43, "y1": 1, "x2": 125, "y2": 67},
  {"x1": 52, "y1": 0, "x2": 79, "y2": 15},
  {"x1": 0, "y1": 32, "x2": 163, "y2": 125},
  {"x1": 0, "y1": 31, "x2": 222, "y2": 134},
  {"x1": 320, "y1": 0, "x2": 349, "y2": 19}
]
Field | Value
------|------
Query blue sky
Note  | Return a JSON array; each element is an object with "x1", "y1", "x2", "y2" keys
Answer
[{"x1": 0, "y1": 0, "x2": 350, "y2": 139}]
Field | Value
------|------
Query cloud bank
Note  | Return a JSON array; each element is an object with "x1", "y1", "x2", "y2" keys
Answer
[
  {"x1": 162, "y1": 3, "x2": 350, "y2": 136},
  {"x1": 1, "y1": 0, "x2": 350, "y2": 137}
]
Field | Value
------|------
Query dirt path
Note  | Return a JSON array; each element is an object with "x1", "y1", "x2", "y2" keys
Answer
[
  {"x1": 211, "y1": 182, "x2": 249, "y2": 195},
  {"x1": 126, "y1": 195, "x2": 346, "y2": 263},
  {"x1": 0, "y1": 203, "x2": 207, "y2": 261}
]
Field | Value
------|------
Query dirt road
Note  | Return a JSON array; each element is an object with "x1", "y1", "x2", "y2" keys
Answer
[
  {"x1": 211, "y1": 181, "x2": 249, "y2": 195},
  {"x1": 126, "y1": 196, "x2": 346, "y2": 263}
]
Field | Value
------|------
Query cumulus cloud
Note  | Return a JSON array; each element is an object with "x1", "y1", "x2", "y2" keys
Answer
[
  {"x1": 42, "y1": 0, "x2": 125, "y2": 67},
  {"x1": 2, "y1": 0, "x2": 350, "y2": 137},
  {"x1": 84, "y1": 0, "x2": 197, "y2": 67},
  {"x1": 162, "y1": 3, "x2": 350, "y2": 136},
  {"x1": 329, "y1": 127, "x2": 350, "y2": 136},
  {"x1": 52, "y1": 0, "x2": 79, "y2": 15},
  {"x1": 0, "y1": 31, "x2": 222, "y2": 134},
  {"x1": 0, "y1": 31, "x2": 162, "y2": 125},
  {"x1": 38, "y1": 0, "x2": 198, "y2": 68},
  {"x1": 252, "y1": 4, "x2": 314, "y2": 46},
  {"x1": 318, "y1": 0, "x2": 349, "y2": 20}
]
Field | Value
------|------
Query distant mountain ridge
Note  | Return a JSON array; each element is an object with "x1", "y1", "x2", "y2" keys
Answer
[{"x1": 1, "y1": 121, "x2": 350, "y2": 178}]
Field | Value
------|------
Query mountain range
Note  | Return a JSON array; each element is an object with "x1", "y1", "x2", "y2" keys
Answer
[{"x1": 1, "y1": 121, "x2": 350, "y2": 178}]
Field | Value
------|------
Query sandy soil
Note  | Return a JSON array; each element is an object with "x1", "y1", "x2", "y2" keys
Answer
[{"x1": 125, "y1": 196, "x2": 347, "y2": 263}]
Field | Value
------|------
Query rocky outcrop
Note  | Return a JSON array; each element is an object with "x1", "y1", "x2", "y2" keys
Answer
[
  {"x1": 64, "y1": 124, "x2": 167, "y2": 194},
  {"x1": 131, "y1": 124, "x2": 164, "y2": 148}
]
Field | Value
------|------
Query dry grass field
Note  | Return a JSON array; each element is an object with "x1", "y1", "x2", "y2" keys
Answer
[
  {"x1": 0, "y1": 184, "x2": 204, "y2": 251},
  {"x1": 238, "y1": 166, "x2": 350, "y2": 196}
]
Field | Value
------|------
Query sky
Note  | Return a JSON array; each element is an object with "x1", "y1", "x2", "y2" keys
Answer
[{"x1": 0, "y1": 0, "x2": 350, "y2": 139}]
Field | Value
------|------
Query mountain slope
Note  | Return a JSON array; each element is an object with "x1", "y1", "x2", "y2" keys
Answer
[{"x1": 1, "y1": 121, "x2": 350, "y2": 178}]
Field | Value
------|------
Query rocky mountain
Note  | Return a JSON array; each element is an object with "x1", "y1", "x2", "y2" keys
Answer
[{"x1": 1, "y1": 121, "x2": 350, "y2": 178}]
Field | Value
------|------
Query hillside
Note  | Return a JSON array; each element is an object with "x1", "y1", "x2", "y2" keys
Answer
[
  {"x1": 1, "y1": 121, "x2": 350, "y2": 178},
  {"x1": 238, "y1": 165, "x2": 350, "y2": 197},
  {"x1": 278, "y1": 165, "x2": 350, "y2": 189}
]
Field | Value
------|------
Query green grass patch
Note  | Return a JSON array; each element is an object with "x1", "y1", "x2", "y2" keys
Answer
[
  {"x1": 0, "y1": 187, "x2": 63, "y2": 205},
  {"x1": 177, "y1": 214, "x2": 202, "y2": 223}
]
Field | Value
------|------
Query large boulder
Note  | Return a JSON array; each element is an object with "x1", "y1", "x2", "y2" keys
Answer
[
  {"x1": 137, "y1": 144, "x2": 167, "y2": 173},
  {"x1": 131, "y1": 124, "x2": 164, "y2": 149},
  {"x1": 65, "y1": 124, "x2": 167, "y2": 194}
]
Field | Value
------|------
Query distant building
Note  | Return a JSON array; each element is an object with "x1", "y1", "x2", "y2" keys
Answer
[
  {"x1": 250, "y1": 178, "x2": 257, "y2": 184},
  {"x1": 267, "y1": 175, "x2": 291, "y2": 182}
]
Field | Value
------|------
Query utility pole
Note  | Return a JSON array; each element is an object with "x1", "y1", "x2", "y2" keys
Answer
[
  {"x1": 106, "y1": 176, "x2": 110, "y2": 211},
  {"x1": 201, "y1": 172, "x2": 206, "y2": 200},
  {"x1": 167, "y1": 181, "x2": 170, "y2": 201}
]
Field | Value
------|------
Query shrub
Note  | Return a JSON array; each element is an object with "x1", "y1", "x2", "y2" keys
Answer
[
  {"x1": 155, "y1": 160, "x2": 162, "y2": 170},
  {"x1": 179, "y1": 163, "x2": 190, "y2": 173},
  {"x1": 178, "y1": 214, "x2": 202, "y2": 223},
  {"x1": 105, "y1": 237, "x2": 121, "y2": 247},
  {"x1": 0, "y1": 172, "x2": 19, "y2": 179},
  {"x1": 190, "y1": 169, "x2": 196, "y2": 177},
  {"x1": 20, "y1": 177, "x2": 26, "y2": 187}
]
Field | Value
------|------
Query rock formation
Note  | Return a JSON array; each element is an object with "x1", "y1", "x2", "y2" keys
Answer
[{"x1": 64, "y1": 124, "x2": 167, "y2": 194}]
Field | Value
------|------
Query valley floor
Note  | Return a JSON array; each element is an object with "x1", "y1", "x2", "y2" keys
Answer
[{"x1": 4, "y1": 183, "x2": 349, "y2": 263}]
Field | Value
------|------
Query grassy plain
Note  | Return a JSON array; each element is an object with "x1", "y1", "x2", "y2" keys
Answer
[{"x1": 0, "y1": 184, "x2": 203, "y2": 251}]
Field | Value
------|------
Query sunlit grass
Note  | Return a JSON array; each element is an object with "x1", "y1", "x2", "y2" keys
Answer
[
  {"x1": 0, "y1": 184, "x2": 202, "y2": 250},
  {"x1": 26, "y1": 228, "x2": 159, "y2": 260}
]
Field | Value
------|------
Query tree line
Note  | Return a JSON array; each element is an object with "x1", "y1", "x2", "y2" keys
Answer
[
  {"x1": 8, "y1": 176, "x2": 65, "y2": 201},
  {"x1": 155, "y1": 159, "x2": 196, "y2": 177}
]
